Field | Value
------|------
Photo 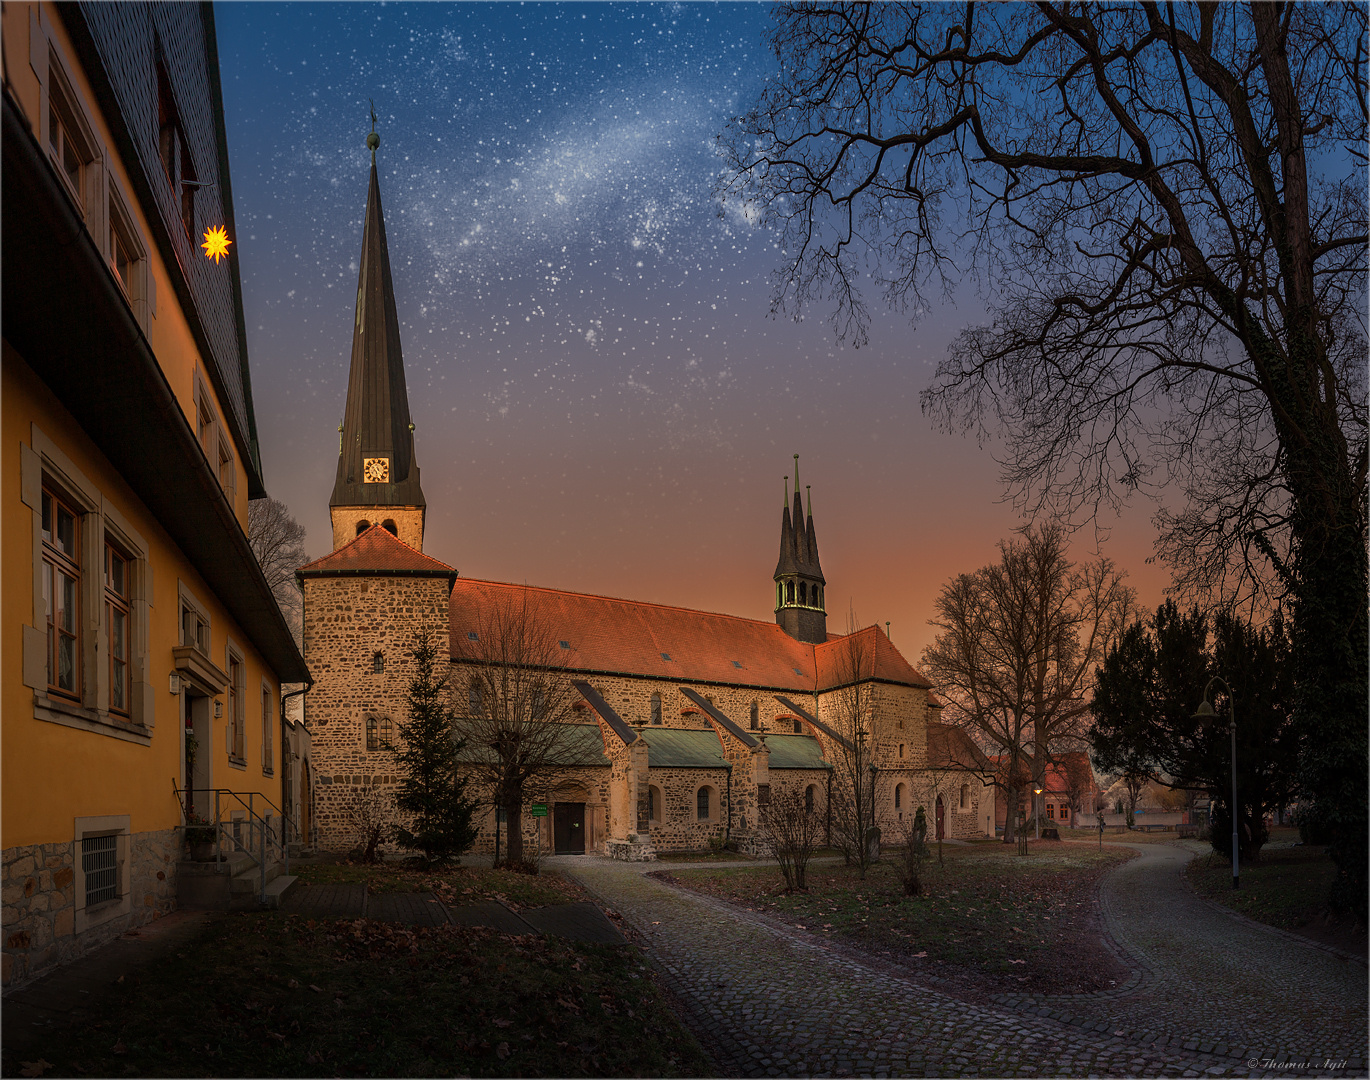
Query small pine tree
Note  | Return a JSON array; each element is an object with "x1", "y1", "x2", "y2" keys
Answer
[{"x1": 391, "y1": 630, "x2": 479, "y2": 866}]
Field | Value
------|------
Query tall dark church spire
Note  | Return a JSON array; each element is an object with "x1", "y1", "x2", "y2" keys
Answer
[
  {"x1": 328, "y1": 127, "x2": 427, "y2": 552},
  {"x1": 773, "y1": 454, "x2": 827, "y2": 643}
]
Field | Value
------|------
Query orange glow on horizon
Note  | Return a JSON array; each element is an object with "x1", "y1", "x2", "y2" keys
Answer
[{"x1": 201, "y1": 225, "x2": 232, "y2": 263}]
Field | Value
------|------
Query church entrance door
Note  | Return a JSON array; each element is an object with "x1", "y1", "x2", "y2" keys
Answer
[
  {"x1": 935, "y1": 795, "x2": 945, "y2": 840},
  {"x1": 553, "y1": 803, "x2": 585, "y2": 854}
]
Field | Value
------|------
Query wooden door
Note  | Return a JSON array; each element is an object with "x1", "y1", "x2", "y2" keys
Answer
[{"x1": 553, "y1": 802, "x2": 585, "y2": 854}]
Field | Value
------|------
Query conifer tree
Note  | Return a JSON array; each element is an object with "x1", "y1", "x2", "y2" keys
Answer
[{"x1": 392, "y1": 629, "x2": 478, "y2": 866}]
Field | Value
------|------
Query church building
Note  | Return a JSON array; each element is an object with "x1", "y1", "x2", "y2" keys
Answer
[{"x1": 298, "y1": 139, "x2": 994, "y2": 860}]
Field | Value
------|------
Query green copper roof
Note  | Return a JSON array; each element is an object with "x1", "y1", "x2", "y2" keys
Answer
[
  {"x1": 761, "y1": 733, "x2": 830, "y2": 769},
  {"x1": 641, "y1": 727, "x2": 728, "y2": 768},
  {"x1": 457, "y1": 724, "x2": 609, "y2": 767}
]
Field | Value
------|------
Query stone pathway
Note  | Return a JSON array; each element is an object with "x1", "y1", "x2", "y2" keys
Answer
[
  {"x1": 991, "y1": 842, "x2": 1367, "y2": 1072},
  {"x1": 550, "y1": 846, "x2": 1367, "y2": 1078}
]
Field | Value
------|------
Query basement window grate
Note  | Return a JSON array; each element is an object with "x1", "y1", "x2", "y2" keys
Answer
[{"x1": 82, "y1": 834, "x2": 119, "y2": 907}]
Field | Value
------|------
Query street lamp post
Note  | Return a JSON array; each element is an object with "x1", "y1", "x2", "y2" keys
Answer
[
  {"x1": 1193, "y1": 676, "x2": 1239, "y2": 890},
  {"x1": 1033, "y1": 785, "x2": 1044, "y2": 840}
]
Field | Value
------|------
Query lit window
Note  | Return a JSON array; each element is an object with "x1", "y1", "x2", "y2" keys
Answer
[
  {"x1": 104, "y1": 541, "x2": 130, "y2": 715},
  {"x1": 262, "y1": 685, "x2": 274, "y2": 773},
  {"x1": 42, "y1": 486, "x2": 81, "y2": 700},
  {"x1": 228, "y1": 654, "x2": 244, "y2": 761}
]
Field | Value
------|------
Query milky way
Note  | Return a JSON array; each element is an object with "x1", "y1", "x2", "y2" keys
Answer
[{"x1": 218, "y1": 2, "x2": 1168, "y2": 662}]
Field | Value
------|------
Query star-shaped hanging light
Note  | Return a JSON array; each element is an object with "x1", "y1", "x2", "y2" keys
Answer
[{"x1": 201, "y1": 225, "x2": 232, "y2": 264}]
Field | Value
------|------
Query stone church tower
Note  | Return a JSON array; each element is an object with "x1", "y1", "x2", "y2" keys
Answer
[
  {"x1": 328, "y1": 130, "x2": 427, "y2": 553},
  {"x1": 774, "y1": 454, "x2": 827, "y2": 643}
]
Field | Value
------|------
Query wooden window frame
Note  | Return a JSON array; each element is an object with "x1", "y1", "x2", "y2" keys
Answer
[
  {"x1": 104, "y1": 538, "x2": 131, "y2": 717},
  {"x1": 226, "y1": 649, "x2": 245, "y2": 764},
  {"x1": 261, "y1": 681, "x2": 274, "y2": 775},
  {"x1": 42, "y1": 483, "x2": 82, "y2": 702}
]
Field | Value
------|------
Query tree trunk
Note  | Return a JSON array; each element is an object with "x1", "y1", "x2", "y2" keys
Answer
[
  {"x1": 504, "y1": 789, "x2": 524, "y2": 865},
  {"x1": 1002, "y1": 786, "x2": 1019, "y2": 844}
]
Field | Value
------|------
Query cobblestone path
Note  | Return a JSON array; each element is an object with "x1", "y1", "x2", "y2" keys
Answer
[
  {"x1": 553, "y1": 849, "x2": 1365, "y2": 1079},
  {"x1": 991, "y1": 843, "x2": 1366, "y2": 1074}
]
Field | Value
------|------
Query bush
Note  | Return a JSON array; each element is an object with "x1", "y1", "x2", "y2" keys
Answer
[{"x1": 1295, "y1": 804, "x2": 1334, "y2": 846}]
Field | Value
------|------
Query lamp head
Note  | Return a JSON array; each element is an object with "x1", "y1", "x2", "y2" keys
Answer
[
  {"x1": 1191, "y1": 698, "x2": 1217, "y2": 723},
  {"x1": 1034, "y1": 786, "x2": 1043, "y2": 796}
]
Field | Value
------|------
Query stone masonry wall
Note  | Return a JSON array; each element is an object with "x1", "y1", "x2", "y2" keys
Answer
[
  {"x1": 643, "y1": 765, "x2": 731, "y2": 851},
  {"x1": 301, "y1": 574, "x2": 451, "y2": 853},
  {"x1": 2, "y1": 828, "x2": 178, "y2": 987}
]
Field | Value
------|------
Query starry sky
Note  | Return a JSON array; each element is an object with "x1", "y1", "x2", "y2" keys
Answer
[{"x1": 216, "y1": 1, "x2": 1169, "y2": 663}]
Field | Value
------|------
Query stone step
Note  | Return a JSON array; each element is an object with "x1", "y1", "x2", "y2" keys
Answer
[{"x1": 262, "y1": 875, "x2": 299, "y2": 909}]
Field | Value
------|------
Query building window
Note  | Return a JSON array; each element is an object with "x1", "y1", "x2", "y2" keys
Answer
[
  {"x1": 372, "y1": 651, "x2": 384, "y2": 674},
  {"x1": 648, "y1": 785, "x2": 661, "y2": 823},
  {"x1": 532, "y1": 688, "x2": 547, "y2": 721},
  {"x1": 381, "y1": 519, "x2": 397, "y2": 535},
  {"x1": 366, "y1": 716, "x2": 379, "y2": 751},
  {"x1": 181, "y1": 600, "x2": 209, "y2": 655},
  {"x1": 262, "y1": 685, "x2": 273, "y2": 774},
  {"x1": 960, "y1": 783, "x2": 970, "y2": 810},
  {"x1": 468, "y1": 681, "x2": 483, "y2": 715},
  {"x1": 356, "y1": 519, "x2": 370, "y2": 536},
  {"x1": 697, "y1": 787, "x2": 711, "y2": 821},
  {"x1": 195, "y1": 378, "x2": 217, "y2": 464},
  {"x1": 104, "y1": 541, "x2": 130, "y2": 715},
  {"x1": 650, "y1": 693, "x2": 662, "y2": 725},
  {"x1": 898, "y1": 743, "x2": 905, "y2": 759},
  {"x1": 81, "y1": 833, "x2": 119, "y2": 907},
  {"x1": 793, "y1": 719, "x2": 803, "y2": 734},
  {"x1": 156, "y1": 56, "x2": 197, "y2": 239},
  {"x1": 217, "y1": 435, "x2": 235, "y2": 495},
  {"x1": 47, "y1": 60, "x2": 95, "y2": 214},
  {"x1": 785, "y1": 580, "x2": 795, "y2": 603},
  {"x1": 227, "y1": 653, "x2": 244, "y2": 761},
  {"x1": 42, "y1": 485, "x2": 81, "y2": 700},
  {"x1": 799, "y1": 582, "x2": 807, "y2": 605},
  {"x1": 1046, "y1": 804, "x2": 1055, "y2": 820},
  {"x1": 895, "y1": 783, "x2": 904, "y2": 810},
  {"x1": 750, "y1": 701, "x2": 759, "y2": 730},
  {"x1": 805, "y1": 785, "x2": 815, "y2": 814}
]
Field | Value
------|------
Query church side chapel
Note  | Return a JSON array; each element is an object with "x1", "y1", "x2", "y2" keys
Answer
[{"x1": 298, "y1": 136, "x2": 994, "y2": 860}]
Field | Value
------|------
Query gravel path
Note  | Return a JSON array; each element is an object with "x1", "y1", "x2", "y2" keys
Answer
[{"x1": 550, "y1": 845, "x2": 1366, "y2": 1079}]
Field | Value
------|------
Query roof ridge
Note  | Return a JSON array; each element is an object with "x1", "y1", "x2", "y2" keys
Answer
[
  {"x1": 453, "y1": 575, "x2": 814, "y2": 634},
  {"x1": 298, "y1": 523, "x2": 455, "y2": 574}
]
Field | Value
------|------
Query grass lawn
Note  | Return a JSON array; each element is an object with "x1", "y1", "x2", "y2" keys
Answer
[
  {"x1": 1186, "y1": 842, "x2": 1336, "y2": 930},
  {"x1": 661, "y1": 841, "x2": 1134, "y2": 996},
  {"x1": 16, "y1": 865, "x2": 713, "y2": 1079},
  {"x1": 292, "y1": 859, "x2": 586, "y2": 910}
]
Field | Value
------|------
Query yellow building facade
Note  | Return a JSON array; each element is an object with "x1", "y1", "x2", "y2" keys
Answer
[{"x1": 2, "y1": 2, "x2": 308, "y2": 985}]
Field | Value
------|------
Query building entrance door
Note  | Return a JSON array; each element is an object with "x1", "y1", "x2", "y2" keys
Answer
[
  {"x1": 935, "y1": 795, "x2": 945, "y2": 840},
  {"x1": 553, "y1": 802, "x2": 585, "y2": 854}
]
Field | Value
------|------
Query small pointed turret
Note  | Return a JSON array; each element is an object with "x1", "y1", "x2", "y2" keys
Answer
[
  {"x1": 773, "y1": 454, "x2": 827, "y2": 643},
  {"x1": 328, "y1": 126, "x2": 427, "y2": 552}
]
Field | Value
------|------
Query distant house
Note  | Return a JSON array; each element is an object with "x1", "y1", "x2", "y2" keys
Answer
[{"x1": 992, "y1": 751, "x2": 1100, "y2": 831}]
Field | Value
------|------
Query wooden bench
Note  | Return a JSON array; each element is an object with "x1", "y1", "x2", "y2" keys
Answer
[{"x1": 1133, "y1": 822, "x2": 1172, "y2": 833}]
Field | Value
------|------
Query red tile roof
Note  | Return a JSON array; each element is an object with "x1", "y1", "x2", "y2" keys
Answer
[
  {"x1": 926, "y1": 722, "x2": 991, "y2": 772},
  {"x1": 988, "y1": 751, "x2": 1099, "y2": 795},
  {"x1": 813, "y1": 625, "x2": 933, "y2": 690},
  {"x1": 448, "y1": 578, "x2": 932, "y2": 692},
  {"x1": 297, "y1": 524, "x2": 457, "y2": 577}
]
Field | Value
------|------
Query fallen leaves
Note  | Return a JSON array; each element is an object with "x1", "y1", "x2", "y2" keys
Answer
[{"x1": 18, "y1": 1060, "x2": 53, "y2": 1077}]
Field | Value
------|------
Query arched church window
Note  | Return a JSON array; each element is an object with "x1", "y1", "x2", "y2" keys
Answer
[
  {"x1": 749, "y1": 702, "x2": 759, "y2": 730},
  {"x1": 356, "y1": 519, "x2": 370, "y2": 536},
  {"x1": 365, "y1": 716, "x2": 379, "y2": 751},
  {"x1": 372, "y1": 651, "x2": 384, "y2": 674},
  {"x1": 799, "y1": 582, "x2": 807, "y2": 605},
  {"x1": 648, "y1": 784, "x2": 661, "y2": 822},
  {"x1": 805, "y1": 785, "x2": 815, "y2": 813},
  {"x1": 532, "y1": 688, "x2": 547, "y2": 720},
  {"x1": 468, "y1": 681, "x2": 483, "y2": 715},
  {"x1": 650, "y1": 693, "x2": 662, "y2": 725},
  {"x1": 786, "y1": 580, "x2": 795, "y2": 604},
  {"x1": 895, "y1": 783, "x2": 905, "y2": 810},
  {"x1": 380, "y1": 717, "x2": 393, "y2": 746},
  {"x1": 960, "y1": 783, "x2": 970, "y2": 810},
  {"x1": 381, "y1": 519, "x2": 397, "y2": 536},
  {"x1": 793, "y1": 718, "x2": 803, "y2": 734},
  {"x1": 816, "y1": 586, "x2": 823, "y2": 608}
]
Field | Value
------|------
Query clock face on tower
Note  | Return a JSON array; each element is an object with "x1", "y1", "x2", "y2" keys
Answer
[{"x1": 363, "y1": 457, "x2": 390, "y2": 483}]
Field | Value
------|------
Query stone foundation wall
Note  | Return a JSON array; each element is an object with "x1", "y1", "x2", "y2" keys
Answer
[{"x1": 2, "y1": 828, "x2": 179, "y2": 987}]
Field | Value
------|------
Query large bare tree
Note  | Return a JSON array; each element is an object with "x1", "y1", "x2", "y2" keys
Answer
[
  {"x1": 824, "y1": 613, "x2": 881, "y2": 878},
  {"x1": 451, "y1": 590, "x2": 579, "y2": 867},
  {"x1": 922, "y1": 526, "x2": 1133, "y2": 843},
  {"x1": 720, "y1": 2, "x2": 1367, "y2": 911},
  {"x1": 247, "y1": 497, "x2": 307, "y2": 643}
]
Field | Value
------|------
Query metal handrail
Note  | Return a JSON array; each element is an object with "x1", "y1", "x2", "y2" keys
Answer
[{"x1": 173, "y1": 783, "x2": 298, "y2": 905}]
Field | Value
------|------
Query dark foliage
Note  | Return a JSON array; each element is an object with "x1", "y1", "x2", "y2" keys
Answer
[{"x1": 1090, "y1": 602, "x2": 1299, "y2": 863}]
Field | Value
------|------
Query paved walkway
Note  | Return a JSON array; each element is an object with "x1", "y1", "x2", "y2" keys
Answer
[
  {"x1": 992, "y1": 843, "x2": 1367, "y2": 1071},
  {"x1": 549, "y1": 844, "x2": 1367, "y2": 1078}
]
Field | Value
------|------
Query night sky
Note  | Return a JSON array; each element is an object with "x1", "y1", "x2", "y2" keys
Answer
[{"x1": 216, "y1": 2, "x2": 1167, "y2": 662}]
